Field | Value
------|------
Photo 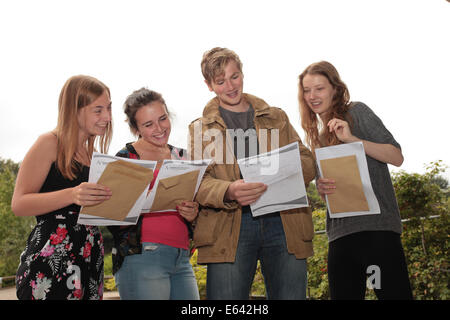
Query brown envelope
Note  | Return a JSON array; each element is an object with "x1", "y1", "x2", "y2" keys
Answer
[
  {"x1": 320, "y1": 155, "x2": 369, "y2": 214},
  {"x1": 81, "y1": 160, "x2": 153, "y2": 221},
  {"x1": 150, "y1": 170, "x2": 200, "y2": 212}
]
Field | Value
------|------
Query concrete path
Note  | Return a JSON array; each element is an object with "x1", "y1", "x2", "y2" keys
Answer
[{"x1": 0, "y1": 286, "x2": 120, "y2": 300}]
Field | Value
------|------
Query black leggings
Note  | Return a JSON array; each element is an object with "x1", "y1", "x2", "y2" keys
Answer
[{"x1": 328, "y1": 231, "x2": 413, "y2": 300}]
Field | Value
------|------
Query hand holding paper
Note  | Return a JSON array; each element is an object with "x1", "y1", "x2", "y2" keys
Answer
[
  {"x1": 71, "y1": 182, "x2": 112, "y2": 207},
  {"x1": 225, "y1": 180, "x2": 267, "y2": 206},
  {"x1": 316, "y1": 178, "x2": 335, "y2": 200},
  {"x1": 176, "y1": 201, "x2": 199, "y2": 222}
]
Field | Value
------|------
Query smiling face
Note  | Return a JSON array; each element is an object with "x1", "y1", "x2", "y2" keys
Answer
[
  {"x1": 134, "y1": 101, "x2": 171, "y2": 147},
  {"x1": 77, "y1": 90, "x2": 112, "y2": 139},
  {"x1": 302, "y1": 73, "x2": 336, "y2": 118},
  {"x1": 206, "y1": 60, "x2": 246, "y2": 111}
]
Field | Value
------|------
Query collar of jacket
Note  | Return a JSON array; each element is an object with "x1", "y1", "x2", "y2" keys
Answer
[{"x1": 201, "y1": 93, "x2": 274, "y2": 127}]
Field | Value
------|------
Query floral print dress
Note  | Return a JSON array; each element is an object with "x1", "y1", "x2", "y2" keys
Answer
[{"x1": 15, "y1": 163, "x2": 104, "y2": 300}]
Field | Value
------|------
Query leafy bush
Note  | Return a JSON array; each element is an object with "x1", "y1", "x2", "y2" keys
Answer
[
  {"x1": 103, "y1": 253, "x2": 117, "y2": 292},
  {"x1": 404, "y1": 216, "x2": 449, "y2": 299},
  {"x1": 0, "y1": 159, "x2": 35, "y2": 277},
  {"x1": 306, "y1": 209, "x2": 329, "y2": 299},
  {"x1": 392, "y1": 162, "x2": 449, "y2": 300}
]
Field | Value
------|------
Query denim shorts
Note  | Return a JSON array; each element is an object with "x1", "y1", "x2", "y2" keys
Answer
[{"x1": 115, "y1": 242, "x2": 199, "y2": 300}]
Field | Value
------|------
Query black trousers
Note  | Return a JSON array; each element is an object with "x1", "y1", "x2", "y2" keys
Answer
[{"x1": 328, "y1": 231, "x2": 413, "y2": 300}]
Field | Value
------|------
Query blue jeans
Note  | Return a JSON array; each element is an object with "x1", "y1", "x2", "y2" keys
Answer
[
  {"x1": 115, "y1": 242, "x2": 199, "y2": 300},
  {"x1": 206, "y1": 212, "x2": 307, "y2": 300}
]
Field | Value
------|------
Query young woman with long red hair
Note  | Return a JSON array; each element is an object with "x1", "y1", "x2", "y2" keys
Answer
[{"x1": 298, "y1": 61, "x2": 413, "y2": 300}]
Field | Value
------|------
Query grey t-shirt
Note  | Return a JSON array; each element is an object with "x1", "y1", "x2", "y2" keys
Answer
[
  {"x1": 326, "y1": 102, "x2": 403, "y2": 242},
  {"x1": 219, "y1": 105, "x2": 259, "y2": 159},
  {"x1": 219, "y1": 105, "x2": 260, "y2": 216}
]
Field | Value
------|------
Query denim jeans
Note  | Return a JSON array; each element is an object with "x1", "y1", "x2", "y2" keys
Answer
[
  {"x1": 115, "y1": 242, "x2": 199, "y2": 300},
  {"x1": 206, "y1": 212, "x2": 307, "y2": 300}
]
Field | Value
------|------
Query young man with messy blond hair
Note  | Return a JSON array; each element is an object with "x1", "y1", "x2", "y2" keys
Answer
[{"x1": 189, "y1": 47, "x2": 316, "y2": 300}]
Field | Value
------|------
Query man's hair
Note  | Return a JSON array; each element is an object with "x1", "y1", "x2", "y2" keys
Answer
[{"x1": 201, "y1": 47, "x2": 243, "y2": 84}]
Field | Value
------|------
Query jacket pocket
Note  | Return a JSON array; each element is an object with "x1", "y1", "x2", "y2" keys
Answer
[{"x1": 193, "y1": 210, "x2": 220, "y2": 247}]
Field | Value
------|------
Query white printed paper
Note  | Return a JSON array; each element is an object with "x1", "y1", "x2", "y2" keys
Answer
[{"x1": 237, "y1": 142, "x2": 309, "y2": 217}]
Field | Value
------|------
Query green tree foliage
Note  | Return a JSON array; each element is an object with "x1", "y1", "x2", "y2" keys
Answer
[
  {"x1": 0, "y1": 158, "x2": 35, "y2": 277},
  {"x1": 307, "y1": 209, "x2": 329, "y2": 299},
  {"x1": 0, "y1": 158, "x2": 19, "y2": 176},
  {"x1": 392, "y1": 161, "x2": 449, "y2": 299},
  {"x1": 307, "y1": 182, "x2": 326, "y2": 212},
  {"x1": 392, "y1": 161, "x2": 447, "y2": 221}
]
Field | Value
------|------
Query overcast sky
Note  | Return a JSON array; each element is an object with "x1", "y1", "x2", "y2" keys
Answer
[{"x1": 1, "y1": 0, "x2": 449, "y2": 179}]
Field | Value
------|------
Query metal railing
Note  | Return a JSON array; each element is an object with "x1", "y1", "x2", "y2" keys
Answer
[{"x1": 313, "y1": 214, "x2": 442, "y2": 236}]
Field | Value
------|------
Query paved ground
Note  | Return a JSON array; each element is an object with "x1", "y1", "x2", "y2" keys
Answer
[{"x1": 0, "y1": 286, "x2": 120, "y2": 300}]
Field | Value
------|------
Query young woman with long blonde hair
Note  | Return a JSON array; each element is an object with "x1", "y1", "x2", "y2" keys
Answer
[{"x1": 12, "y1": 75, "x2": 113, "y2": 300}]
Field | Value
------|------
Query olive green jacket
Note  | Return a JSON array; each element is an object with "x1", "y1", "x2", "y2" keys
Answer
[{"x1": 189, "y1": 93, "x2": 316, "y2": 264}]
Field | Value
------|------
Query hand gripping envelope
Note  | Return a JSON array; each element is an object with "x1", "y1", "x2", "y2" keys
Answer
[
  {"x1": 150, "y1": 170, "x2": 200, "y2": 212},
  {"x1": 80, "y1": 160, "x2": 154, "y2": 221}
]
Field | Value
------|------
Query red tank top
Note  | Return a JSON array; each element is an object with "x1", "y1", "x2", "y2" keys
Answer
[{"x1": 140, "y1": 169, "x2": 189, "y2": 249}]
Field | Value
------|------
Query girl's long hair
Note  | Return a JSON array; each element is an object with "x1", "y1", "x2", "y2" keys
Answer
[
  {"x1": 298, "y1": 61, "x2": 351, "y2": 153},
  {"x1": 55, "y1": 75, "x2": 112, "y2": 180}
]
